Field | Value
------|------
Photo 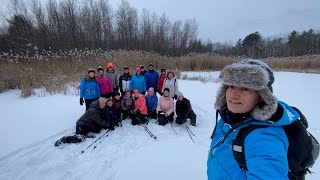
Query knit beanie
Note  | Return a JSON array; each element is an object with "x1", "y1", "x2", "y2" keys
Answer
[
  {"x1": 97, "y1": 66, "x2": 104, "y2": 72},
  {"x1": 176, "y1": 91, "x2": 184, "y2": 97},
  {"x1": 87, "y1": 69, "x2": 95, "y2": 74},
  {"x1": 215, "y1": 59, "x2": 278, "y2": 121}
]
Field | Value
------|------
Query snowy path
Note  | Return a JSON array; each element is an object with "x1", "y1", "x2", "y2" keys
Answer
[{"x1": 0, "y1": 72, "x2": 320, "y2": 179}]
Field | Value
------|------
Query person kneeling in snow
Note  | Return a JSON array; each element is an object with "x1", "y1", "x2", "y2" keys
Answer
[
  {"x1": 157, "y1": 88, "x2": 174, "y2": 125},
  {"x1": 130, "y1": 89, "x2": 148, "y2": 125},
  {"x1": 175, "y1": 91, "x2": 197, "y2": 126},
  {"x1": 146, "y1": 87, "x2": 158, "y2": 119},
  {"x1": 54, "y1": 97, "x2": 111, "y2": 146}
]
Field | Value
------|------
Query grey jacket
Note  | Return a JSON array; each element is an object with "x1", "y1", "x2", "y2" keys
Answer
[
  {"x1": 106, "y1": 69, "x2": 118, "y2": 89},
  {"x1": 76, "y1": 100, "x2": 109, "y2": 129}
]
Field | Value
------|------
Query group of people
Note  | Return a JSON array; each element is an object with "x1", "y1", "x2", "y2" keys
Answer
[{"x1": 55, "y1": 62, "x2": 197, "y2": 146}]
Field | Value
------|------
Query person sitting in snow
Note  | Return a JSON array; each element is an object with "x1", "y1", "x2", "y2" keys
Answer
[
  {"x1": 175, "y1": 91, "x2": 197, "y2": 126},
  {"x1": 112, "y1": 92, "x2": 122, "y2": 123},
  {"x1": 80, "y1": 69, "x2": 101, "y2": 111},
  {"x1": 105, "y1": 98, "x2": 118, "y2": 130},
  {"x1": 145, "y1": 87, "x2": 158, "y2": 119},
  {"x1": 54, "y1": 97, "x2": 110, "y2": 146},
  {"x1": 130, "y1": 89, "x2": 148, "y2": 125},
  {"x1": 121, "y1": 89, "x2": 134, "y2": 120},
  {"x1": 157, "y1": 88, "x2": 174, "y2": 125}
]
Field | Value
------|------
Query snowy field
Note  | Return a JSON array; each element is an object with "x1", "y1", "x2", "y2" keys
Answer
[{"x1": 0, "y1": 71, "x2": 319, "y2": 180}]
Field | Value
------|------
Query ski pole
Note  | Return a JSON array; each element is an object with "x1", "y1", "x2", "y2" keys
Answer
[
  {"x1": 186, "y1": 126, "x2": 195, "y2": 143},
  {"x1": 80, "y1": 129, "x2": 111, "y2": 154},
  {"x1": 170, "y1": 123, "x2": 178, "y2": 135},
  {"x1": 142, "y1": 123, "x2": 157, "y2": 139},
  {"x1": 185, "y1": 125, "x2": 196, "y2": 137}
]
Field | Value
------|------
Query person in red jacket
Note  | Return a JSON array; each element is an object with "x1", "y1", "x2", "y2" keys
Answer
[
  {"x1": 130, "y1": 89, "x2": 148, "y2": 125},
  {"x1": 157, "y1": 68, "x2": 166, "y2": 95},
  {"x1": 96, "y1": 66, "x2": 113, "y2": 98}
]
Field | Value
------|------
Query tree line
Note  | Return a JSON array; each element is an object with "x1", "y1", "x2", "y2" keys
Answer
[
  {"x1": 0, "y1": 0, "x2": 213, "y2": 57},
  {"x1": 213, "y1": 29, "x2": 320, "y2": 58}
]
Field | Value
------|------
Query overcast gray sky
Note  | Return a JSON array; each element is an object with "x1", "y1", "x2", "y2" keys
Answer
[{"x1": 1, "y1": 0, "x2": 320, "y2": 43}]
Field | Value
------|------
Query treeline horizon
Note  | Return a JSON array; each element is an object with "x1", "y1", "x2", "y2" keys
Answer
[{"x1": 0, "y1": 0, "x2": 319, "y2": 59}]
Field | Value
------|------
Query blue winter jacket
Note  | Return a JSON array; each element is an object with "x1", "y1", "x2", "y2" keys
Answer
[
  {"x1": 144, "y1": 70, "x2": 159, "y2": 90},
  {"x1": 80, "y1": 77, "x2": 100, "y2": 99},
  {"x1": 129, "y1": 74, "x2": 146, "y2": 93},
  {"x1": 145, "y1": 94, "x2": 158, "y2": 112},
  {"x1": 207, "y1": 101, "x2": 300, "y2": 180}
]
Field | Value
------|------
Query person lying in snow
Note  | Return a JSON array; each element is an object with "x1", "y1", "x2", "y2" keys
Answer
[
  {"x1": 54, "y1": 97, "x2": 115, "y2": 146},
  {"x1": 175, "y1": 91, "x2": 197, "y2": 126}
]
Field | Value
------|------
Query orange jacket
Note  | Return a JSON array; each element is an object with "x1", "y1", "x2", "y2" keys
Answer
[{"x1": 134, "y1": 94, "x2": 148, "y2": 115}]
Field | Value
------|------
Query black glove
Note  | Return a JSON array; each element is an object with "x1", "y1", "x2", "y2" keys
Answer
[
  {"x1": 174, "y1": 95, "x2": 177, "y2": 100},
  {"x1": 80, "y1": 98, "x2": 84, "y2": 106}
]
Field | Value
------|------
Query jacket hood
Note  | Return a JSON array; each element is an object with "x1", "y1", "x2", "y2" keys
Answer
[{"x1": 268, "y1": 101, "x2": 299, "y2": 126}]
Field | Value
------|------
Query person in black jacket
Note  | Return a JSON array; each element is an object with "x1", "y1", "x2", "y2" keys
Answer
[
  {"x1": 119, "y1": 66, "x2": 132, "y2": 96},
  {"x1": 175, "y1": 91, "x2": 197, "y2": 126},
  {"x1": 105, "y1": 98, "x2": 119, "y2": 130},
  {"x1": 55, "y1": 97, "x2": 110, "y2": 146}
]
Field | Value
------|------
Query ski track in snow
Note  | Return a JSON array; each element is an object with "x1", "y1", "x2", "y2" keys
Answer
[{"x1": 0, "y1": 72, "x2": 320, "y2": 179}]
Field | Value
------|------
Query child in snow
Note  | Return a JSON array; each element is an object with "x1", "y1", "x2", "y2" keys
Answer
[
  {"x1": 54, "y1": 97, "x2": 110, "y2": 146},
  {"x1": 145, "y1": 87, "x2": 158, "y2": 119},
  {"x1": 121, "y1": 89, "x2": 134, "y2": 120},
  {"x1": 207, "y1": 60, "x2": 301, "y2": 179},
  {"x1": 175, "y1": 91, "x2": 197, "y2": 126},
  {"x1": 112, "y1": 92, "x2": 122, "y2": 124},
  {"x1": 157, "y1": 88, "x2": 174, "y2": 125}
]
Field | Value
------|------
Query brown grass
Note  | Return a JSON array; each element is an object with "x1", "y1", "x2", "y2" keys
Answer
[{"x1": 1, "y1": 50, "x2": 319, "y2": 97}]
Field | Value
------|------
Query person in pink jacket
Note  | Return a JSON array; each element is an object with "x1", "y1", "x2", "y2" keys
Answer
[
  {"x1": 157, "y1": 88, "x2": 174, "y2": 125},
  {"x1": 130, "y1": 89, "x2": 148, "y2": 125},
  {"x1": 96, "y1": 66, "x2": 113, "y2": 98}
]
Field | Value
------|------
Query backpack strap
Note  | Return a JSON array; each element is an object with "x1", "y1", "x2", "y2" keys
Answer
[{"x1": 232, "y1": 125, "x2": 268, "y2": 171}]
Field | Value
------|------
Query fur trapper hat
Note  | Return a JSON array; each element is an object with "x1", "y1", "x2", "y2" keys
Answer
[{"x1": 215, "y1": 59, "x2": 278, "y2": 121}]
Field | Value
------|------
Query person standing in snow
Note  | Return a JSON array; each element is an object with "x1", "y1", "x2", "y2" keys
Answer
[
  {"x1": 54, "y1": 97, "x2": 110, "y2": 146},
  {"x1": 121, "y1": 89, "x2": 134, "y2": 120},
  {"x1": 145, "y1": 87, "x2": 158, "y2": 119},
  {"x1": 112, "y1": 92, "x2": 122, "y2": 124},
  {"x1": 175, "y1": 91, "x2": 197, "y2": 126},
  {"x1": 140, "y1": 65, "x2": 146, "y2": 76},
  {"x1": 80, "y1": 69, "x2": 100, "y2": 111},
  {"x1": 130, "y1": 89, "x2": 148, "y2": 125},
  {"x1": 144, "y1": 63, "x2": 159, "y2": 91},
  {"x1": 157, "y1": 88, "x2": 174, "y2": 125},
  {"x1": 207, "y1": 60, "x2": 300, "y2": 179},
  {"x1": 129, "y1": 67, "x2": 146, "y2": 95},
  {"x1": 96, "y1": 66, "x2": 113, "y2": 98},
  {"x1": 119, "y1": 66, "x2": 132, "y2": 97},
  {"x1": 157, "y1": 68, "x2": 166, "y2": 95},
  {"x1": 105, "y1": 62, "x2": 119, "y2": 94},
  {"x1": 162, "y1": 71, "x2": 179, "y2": 100}
]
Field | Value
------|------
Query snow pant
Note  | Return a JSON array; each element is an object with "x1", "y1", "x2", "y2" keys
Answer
[
  {"x1": 129, "y1": 112, "x2": 147, "y2": 125},
  {"x1": 122, "y1": 109, "x2": 131, "y2": 120},
  {"x1": 157, "y1": 112, "x2": 174, "y2": 126},
  {"x1": 76, "y1": 124, "x2": 102, "y2": 136},
  {"x1": 85, "y1": 98, "x2": 98, "y2": 111},
  {"x1": 176, "y1": 110, "x2": 197, "y2": 126},
  {"x1": 147, "y1": 109, "x2": 157, "y2": 119}
]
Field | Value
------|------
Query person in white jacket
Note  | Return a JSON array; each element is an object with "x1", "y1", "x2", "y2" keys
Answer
[{"x1": 161, "y1": 71, "x2": 178, "y2": 99}]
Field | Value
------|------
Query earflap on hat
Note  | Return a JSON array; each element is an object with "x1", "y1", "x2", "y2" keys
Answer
[{"x1": 215, "y1": 59, "x2": 278, "y2": 121}]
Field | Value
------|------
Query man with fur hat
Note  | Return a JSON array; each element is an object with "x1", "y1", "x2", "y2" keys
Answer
[
  {"x1": 207, "y1": 60, "x2": 300, "y2": 179},
  {"x1": 175, "y1": 91, "x2": 196, "y2": 126}
]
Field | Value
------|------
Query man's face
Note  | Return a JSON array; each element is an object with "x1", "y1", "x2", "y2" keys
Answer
[
  {"x1": 168, "y1": 73, "x2": 173, "y2": 79},
  {"x1": 124, "y1": 69, "x2": 129, "y2": 73},
  {"x1": 178, "y1": 96, "x2": 183, "y2": 101},
  {"x1": 99, "y1": 99, "x2": 107, "y2": 108},
  {"x1": 226, "y1": 86, "x2": 260, "y2": 114},
  {"x1": 149, "y1": 66, "x2": 154, "y2": 71}
]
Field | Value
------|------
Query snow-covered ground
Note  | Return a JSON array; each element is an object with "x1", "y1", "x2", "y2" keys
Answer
[{"x1": 0, "y1": 71, "x2": 319, "y2": 180}]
